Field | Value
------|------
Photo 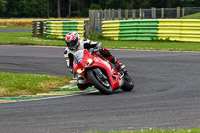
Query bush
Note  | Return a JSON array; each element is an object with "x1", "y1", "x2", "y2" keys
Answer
[{"x1": 89, "y1": 33, "x2": 104, "y2": 40}]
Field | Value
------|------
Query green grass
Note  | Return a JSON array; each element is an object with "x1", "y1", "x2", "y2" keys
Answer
[
  {"x1": 181, "y1": 12, "x2": 200, "y2": 19},
  {"x1": 1, "y1": 31, "x2": 200, "y2": 51},
  {"x1": 101, "y1": 40, "x2": 200, "y2": 51},
  {"x1": 85, "y1": 128, "x2": 200, "y2": 133},
  {"x1": 0, "y1": 32, "x2": 65, "y2": 46},
  {"x1": 0, "y1": 72, "x2": 71, "y2": 97}
]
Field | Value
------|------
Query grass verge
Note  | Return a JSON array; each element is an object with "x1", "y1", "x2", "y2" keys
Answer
[
  {"x1": 1, "y1": 32, "x2": 200, "y2": 51},
  {"x1": 85, "y1": 128, "x2": 200, "y2": 133},
  {"x1": 0, "y1": 32, "x2": 65, "y2": 46},
  {"x1": 181, "y1": 12, "x2": 200, "y2": 19},
  {"x1": 0, "y1": 72, "x2": 71, "y2": 97},
  {"x1": 101, "y1": 40, "x2": 200, "y2": 51}
]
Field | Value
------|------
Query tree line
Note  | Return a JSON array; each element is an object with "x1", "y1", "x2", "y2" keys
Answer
[{"x1": 0, "y1": 0, "x2": 200, "y2": 18}]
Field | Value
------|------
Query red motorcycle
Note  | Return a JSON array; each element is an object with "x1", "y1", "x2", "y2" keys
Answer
[{"x1": 73, "y1": 49, "x2": 134, "y2": 95}]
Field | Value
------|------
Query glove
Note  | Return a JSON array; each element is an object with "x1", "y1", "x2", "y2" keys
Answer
[
  {"x1": 93, "y1": 46, "x2": 99, "y2": 52},
  {"x1": 93, "y1": 43, "x2": 102, "y2": 51},
  {"x1": 96, "y1": 42, "x2": 103, "y2": 49},
  {"x1": 84, "y1": 43, "x2": 91, "y2": 49}
]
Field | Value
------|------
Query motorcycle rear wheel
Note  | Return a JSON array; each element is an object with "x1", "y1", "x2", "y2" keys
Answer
[
  {"x1": 121, "y1": 73, "x2": 134, "y2": 91},
  {"x1": 87, "y1": 70, "x2": 112, "y2": 95}
]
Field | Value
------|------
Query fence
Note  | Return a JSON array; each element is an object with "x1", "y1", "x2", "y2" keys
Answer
[
  {"x1": 32, "y1": 7, "x2": 200, "y2": 42},
  {"x1": 102, "y1": 19, "x2": 200, "y2": 42},
  {"x1": 89, "y1": 7, "x2": 200, "y2": 33}
]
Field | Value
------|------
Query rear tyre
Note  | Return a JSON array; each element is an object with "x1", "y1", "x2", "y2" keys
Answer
[
  {"x1": 87, "y1": 70, "x2": 112, "y2": 95},
  {"x1": 121, "y1": 73, "x2": 134, "y2": 91}
]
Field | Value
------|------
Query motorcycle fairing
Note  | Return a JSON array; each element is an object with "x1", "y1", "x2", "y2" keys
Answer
[{"x1": 73, "y1": 49, "x2": 121, "y2": 90}]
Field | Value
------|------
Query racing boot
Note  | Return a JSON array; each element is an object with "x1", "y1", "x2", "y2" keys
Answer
[
  {"x1": 119, "y1": 63, "x2": 126, "y2": 71},
  {"x1": 110, "y1": 57, "x2": 127, "y2": 73},
  {"x1": 99, "y1": 48, "x2": 126, "y2": 73}
]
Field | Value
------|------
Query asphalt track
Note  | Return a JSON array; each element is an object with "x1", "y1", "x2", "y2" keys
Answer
[{"x1": 0, "y1": 45, "x2": 200, "y2": 133}]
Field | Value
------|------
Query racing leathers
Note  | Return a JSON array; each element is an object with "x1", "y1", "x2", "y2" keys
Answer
[{"x1": 64, "y1": 39, "x2": 124, "y2": 71}]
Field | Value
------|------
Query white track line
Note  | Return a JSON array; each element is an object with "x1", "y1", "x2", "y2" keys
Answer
[
  {"x1": 4, "y1": 45, "x2": 200, "y2": 53},
  {"x1": 0, "y1": 90, "x2": 98, "y2": 104}
]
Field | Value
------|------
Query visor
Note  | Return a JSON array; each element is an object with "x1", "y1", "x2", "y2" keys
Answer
[
  {"x1": 66, "y1": 41, "x2": 76, "y2": 47},
  {"x1": 66, "y1": 40, "x2": 77, "y2": 50}
]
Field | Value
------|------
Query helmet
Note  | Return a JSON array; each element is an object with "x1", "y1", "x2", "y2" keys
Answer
[{"x1": 65, "y1": 32, "x2": 80, "y2": 50}]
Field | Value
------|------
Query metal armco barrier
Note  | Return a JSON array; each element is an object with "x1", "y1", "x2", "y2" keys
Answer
[
  {"x1": 46, "y1": 21, "x2": 85, "y2": 39},
  {"x1": 102, "y1": 19, "x2": 200, "y2": 42}
]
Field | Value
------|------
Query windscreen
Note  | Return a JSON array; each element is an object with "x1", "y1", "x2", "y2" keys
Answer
[{"x1": 74, "y1": 50, "x2": 84, "y2": 63}]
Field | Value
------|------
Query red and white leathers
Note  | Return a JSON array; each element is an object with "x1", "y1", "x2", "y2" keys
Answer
[
  {"x1": 64, "y1": 34, "x2": 125, "y2": 90},
  {"x1": 64, "y1": 38, "x2": 123, "y2": 71}
]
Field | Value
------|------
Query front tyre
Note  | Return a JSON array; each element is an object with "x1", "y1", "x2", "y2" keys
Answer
[
  {"x1": 77, "y1": 83, "x2": 90, "y2": 90},
  {"x1": 121, "y1": 73, "x2": 134, "y2": 91},
  {"x1": 87, "y1": 70, "x2": 112, "y2": 95}
]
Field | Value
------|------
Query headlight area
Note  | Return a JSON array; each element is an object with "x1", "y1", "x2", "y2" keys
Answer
[
  {"x1": 85, "y1": 58, "x2": 93, "y2": 67},
  {"x1": 76, "y1": 68, "x2": 85, "y2": 74},
  {"x1": 76, "y1": 59, "x2": 93, "y2": 74}
]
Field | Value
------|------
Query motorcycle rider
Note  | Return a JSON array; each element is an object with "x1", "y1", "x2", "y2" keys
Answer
[{"x1": 64, "y1": 31, "x2": 125, "y2": 90}]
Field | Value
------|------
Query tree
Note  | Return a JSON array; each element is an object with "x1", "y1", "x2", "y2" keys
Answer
[
  {"x1": 57, "y1": 0, "x2": 61, "y2": 18},
  {"x1": 1, "y1": 0, "x2": 200, "y2": 18},
  {"x1": 47, "y1": 0, "x2": 49, "y2": 18},
  {"x1": 181, "y1": 0, "x2": 196, "y2": 7},
  {"x1": 0, "y1": 0, "x2": 7, "y2": 17},
  {"x1": 90, "y1": 3, "x2": 101, "y2": 9},
  {"x1": 69, "y1": 0, "x2": 71, "y2": 18}
]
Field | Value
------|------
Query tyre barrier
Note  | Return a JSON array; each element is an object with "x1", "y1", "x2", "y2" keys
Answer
[
  {"x1": 102, "y1": 20, "x2": 158, "y2": 41},
  {"x1": 102, "y1": 19, "x2": 200, "y2": 42},
  {"x1": 46, "y1": 21, "x2": 85, "y2": 39}
]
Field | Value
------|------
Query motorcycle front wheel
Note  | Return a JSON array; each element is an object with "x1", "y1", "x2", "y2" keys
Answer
[{"x1": 87, "y1": 70, "x2": 112, "y2": 95}]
